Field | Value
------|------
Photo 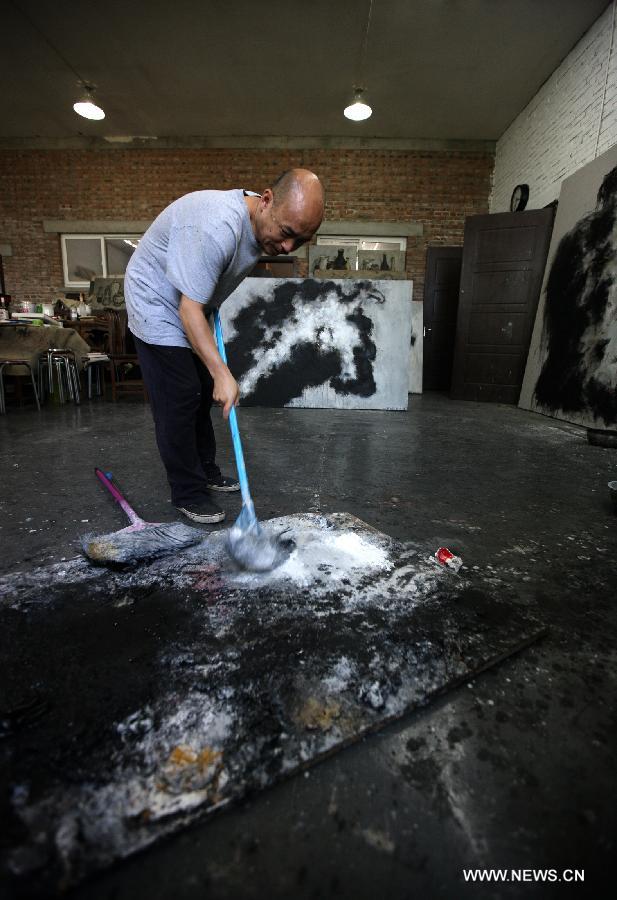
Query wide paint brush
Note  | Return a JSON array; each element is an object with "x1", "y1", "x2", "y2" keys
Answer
[
  {"x1": 213, "y1": 311, "x2": 290, "y2": 572},
  {"x1": 82, "y1": 469, "x2": 203, "y2": 565}
]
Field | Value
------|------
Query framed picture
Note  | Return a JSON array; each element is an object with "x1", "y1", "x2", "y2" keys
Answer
[
  {"x1": 87, "y1": 277, "x2": 126, "y2": 310},
  {"x1": 357, "y1": 249, "x2": 406, "y2": 273},
  {"x1": 309, "y1": 246, "x2": 354, "y2": 275}
]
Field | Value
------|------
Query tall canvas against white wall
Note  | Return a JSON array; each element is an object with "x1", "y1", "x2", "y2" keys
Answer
[
  {"x1": 219, "y1": 277, "x2": 417, "y2": 410},
  {"x1": 519, "y1": 144, "x2": 617, "y2": 428}
]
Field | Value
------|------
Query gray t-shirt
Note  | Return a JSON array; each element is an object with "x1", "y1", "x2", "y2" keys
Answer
[{"x1": 124, "y1": 189, "x2": 262, "y2": 347}]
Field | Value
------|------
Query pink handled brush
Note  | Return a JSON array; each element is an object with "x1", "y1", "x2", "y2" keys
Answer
[{"x1": 82, "y1": 468, "x2": 204, "y2": 565}]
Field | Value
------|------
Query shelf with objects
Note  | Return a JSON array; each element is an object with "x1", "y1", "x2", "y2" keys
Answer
[{"x1": 309, "y1": 245, "x2": 407, "y2": 280}]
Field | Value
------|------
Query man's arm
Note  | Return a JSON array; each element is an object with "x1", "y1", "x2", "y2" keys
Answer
[{"x1": 178, "y1": 295, "x2": 239, "y2": 418}]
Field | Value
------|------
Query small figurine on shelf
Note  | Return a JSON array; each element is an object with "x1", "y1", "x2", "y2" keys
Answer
[
  {"x1": 333, "y1": 249, "x2": 348, "y2": 270},
  {"x1": 77, "y1": 293, "x2": 89, "y2": 318}
]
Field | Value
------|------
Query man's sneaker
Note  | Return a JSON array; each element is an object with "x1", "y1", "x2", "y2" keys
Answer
[
  {"x1": 174, "y1": 499, "x2": 225, "y2": 524},
  {"x1": 206, "y1": 473, "x2": 240, "y2": 492}
]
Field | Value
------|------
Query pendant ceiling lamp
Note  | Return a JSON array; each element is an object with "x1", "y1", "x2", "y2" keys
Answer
[
  {"x1": 344, "y1": 0, "x2": 374, "y2": 122},
  {"x1": 344, "y1": 88, "x2": 372, "y2": 121},
  {"x1": 73, "y1": 84, "x2": 105, "y2": 120}
]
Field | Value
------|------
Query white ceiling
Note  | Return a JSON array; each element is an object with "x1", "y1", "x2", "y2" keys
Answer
[{"x1": 1, "y1": 0, "x2": 610, "y2": 143}]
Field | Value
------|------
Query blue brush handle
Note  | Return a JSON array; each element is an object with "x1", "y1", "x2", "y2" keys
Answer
[{"x1": 212, "y1": 310, "x2": 255, "y2": 517}]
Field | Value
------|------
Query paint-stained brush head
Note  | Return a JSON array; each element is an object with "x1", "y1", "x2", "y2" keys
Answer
[
  {"x1": 81, "y1": 521, "x2": 204, "y2": 566},
  {"x1": 226, "y1": 516, "x2": 292, "y2": 573}
]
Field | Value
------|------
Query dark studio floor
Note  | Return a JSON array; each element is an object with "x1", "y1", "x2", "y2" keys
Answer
[{"x1": 1, "y1": 392, "x2": 616, "y2": 899}]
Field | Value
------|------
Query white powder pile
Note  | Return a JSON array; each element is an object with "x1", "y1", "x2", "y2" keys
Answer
[
  {"x1": 329, "y1": 532, "x2": 389, "y2": 568},
  {"x1": 230, "y1": 526, "x2": 391, "y2": 588}
]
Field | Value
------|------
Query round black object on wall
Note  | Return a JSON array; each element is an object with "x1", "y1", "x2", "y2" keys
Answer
[{"x1": 510, "y1": 183, "x2": 530, "y2": 212}]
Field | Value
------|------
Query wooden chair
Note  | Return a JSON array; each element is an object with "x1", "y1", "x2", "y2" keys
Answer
[
  {"x1": 108, "y1": 316, "x2": 148, "y2": 401},
  {"x1": 109, "y1": 354, "x2": 147, "y2": 401}
]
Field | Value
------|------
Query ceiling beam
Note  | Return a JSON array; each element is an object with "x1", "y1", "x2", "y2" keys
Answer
[{"x1": 0, "y1": 135, "x2": 495, "y2": 153}]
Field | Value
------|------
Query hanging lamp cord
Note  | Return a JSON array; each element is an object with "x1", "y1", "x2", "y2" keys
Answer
[
  {"x1": 9, "y1": 0, "x2": 91, "y2": 88},
  {"x1": 355, "y1": 0, "x2": 374, "y2": 90}
]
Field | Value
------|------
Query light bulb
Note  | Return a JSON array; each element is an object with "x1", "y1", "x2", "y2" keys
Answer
[
  {"x1": 73, "y1": 93, "x2": 105, "y2": 119},
  {"x1": 344, "y1": 90, "x2": 372, "y2": 121}
]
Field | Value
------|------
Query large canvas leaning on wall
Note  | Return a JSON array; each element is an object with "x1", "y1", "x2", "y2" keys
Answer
[
  {"x1": 219, "y1": 278, "x2": 417, "y2": 410},
  {"x1": 519, "y1": 145, "x2": 617, "y2": 428}
]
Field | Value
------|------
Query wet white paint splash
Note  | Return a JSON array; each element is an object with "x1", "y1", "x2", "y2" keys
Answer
[
  {"x1": 329, "y1": 531, "x2": 389, "y2": 566},
  {"x1": 230, "y1": 524, "x2": 391, "y2": 589},
  {"x1": 2, "y1": 511, "x2": 489, "y2": 888}
]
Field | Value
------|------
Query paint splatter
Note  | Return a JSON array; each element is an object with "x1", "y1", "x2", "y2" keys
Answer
[{"x1": 0, "y1": 512, "x2": 545, "y2": 891}]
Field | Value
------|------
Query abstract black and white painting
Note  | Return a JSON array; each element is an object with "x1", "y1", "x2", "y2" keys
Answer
[
  {"x1": 519, "y1": 145, "x2": 617, "y2": 428},
  {"x1": 0, "y1": 513, "x2": 545, "y2": 893},
  {"x1": 219, "y1": 278, "x2": 416, "y2": 409}
]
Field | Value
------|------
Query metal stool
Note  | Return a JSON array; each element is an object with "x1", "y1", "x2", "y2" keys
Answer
[
  {"x1": 0, "y1": 359, "x2": 41, "y2": 413},
  {"x1": 82, "y1": 356, "x2": 108, "y2": 399},
  {"x1": 38, "y1": 349, "x2": 81, "y2": 405}
]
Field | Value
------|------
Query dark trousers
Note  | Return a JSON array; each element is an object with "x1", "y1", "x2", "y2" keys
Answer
[{"x1": 134, "y1": 335, "x2": 221, "y2": 506}]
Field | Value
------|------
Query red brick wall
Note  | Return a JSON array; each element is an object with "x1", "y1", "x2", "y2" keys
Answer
[{"x1": 0, "y1": 147, "x2": 493, "y2": 304}]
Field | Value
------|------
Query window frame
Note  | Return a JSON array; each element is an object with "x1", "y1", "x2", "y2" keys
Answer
[
  {"x1": 315, "y1": 235, "x2": 407, "y2": 271},
  {"x1": 61, "y1": 233, "x2": 142, "y2": 289}
]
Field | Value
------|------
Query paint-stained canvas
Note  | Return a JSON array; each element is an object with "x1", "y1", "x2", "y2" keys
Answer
[
  {"x1": 0, "y1": 513, "x2": 545, "y2": 892},
  {"x1": 519, "y1": 145, "x2": 617, "y2": 428},
  {"x1": 219, "y1": 277, "x2": 416, "y2": 409}
]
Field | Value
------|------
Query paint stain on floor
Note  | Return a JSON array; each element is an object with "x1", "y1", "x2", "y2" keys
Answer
[{"x1": 0, "y1": 513, "x2": 545, "y2": 893}]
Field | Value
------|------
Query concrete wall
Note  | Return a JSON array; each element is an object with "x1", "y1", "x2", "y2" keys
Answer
[
  {"x1": 0, "y1": 145, "x2": 493, "y2": 305},
  {"x1": 490, "y1": 0, "x2": 617, "y2": 212}
]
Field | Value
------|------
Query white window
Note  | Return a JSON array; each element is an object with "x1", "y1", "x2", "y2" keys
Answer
[
  {"x1": 61, "y1": 234, "x2": 142, "y2": 288},
  {"x1": 316, "y1": 235, "x2": 407, "y2": 271}
]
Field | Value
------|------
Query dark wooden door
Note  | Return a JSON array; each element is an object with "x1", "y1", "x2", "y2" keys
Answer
[
  {"x1": 450, "y1": 209, "x2": 554, "y2": 403},
  {"x1": 423, "y1": 246, "x2": 463, "y2": 390}
]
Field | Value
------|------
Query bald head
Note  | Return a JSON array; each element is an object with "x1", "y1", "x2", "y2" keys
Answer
[
  {"x1": 271, "y1": 168, "x2": 325, "y2": 234},
  {"x1": 252, "y1": 168, "x2": 325, "y2": 257},
  {"x1": 272, "y1": 168, "x2": 324, "y2": 203}
]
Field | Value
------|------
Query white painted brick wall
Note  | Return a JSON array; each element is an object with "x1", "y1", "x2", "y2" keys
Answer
[{"x1": 490, "y1": 1, "x2": 617, "y2": 212}]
